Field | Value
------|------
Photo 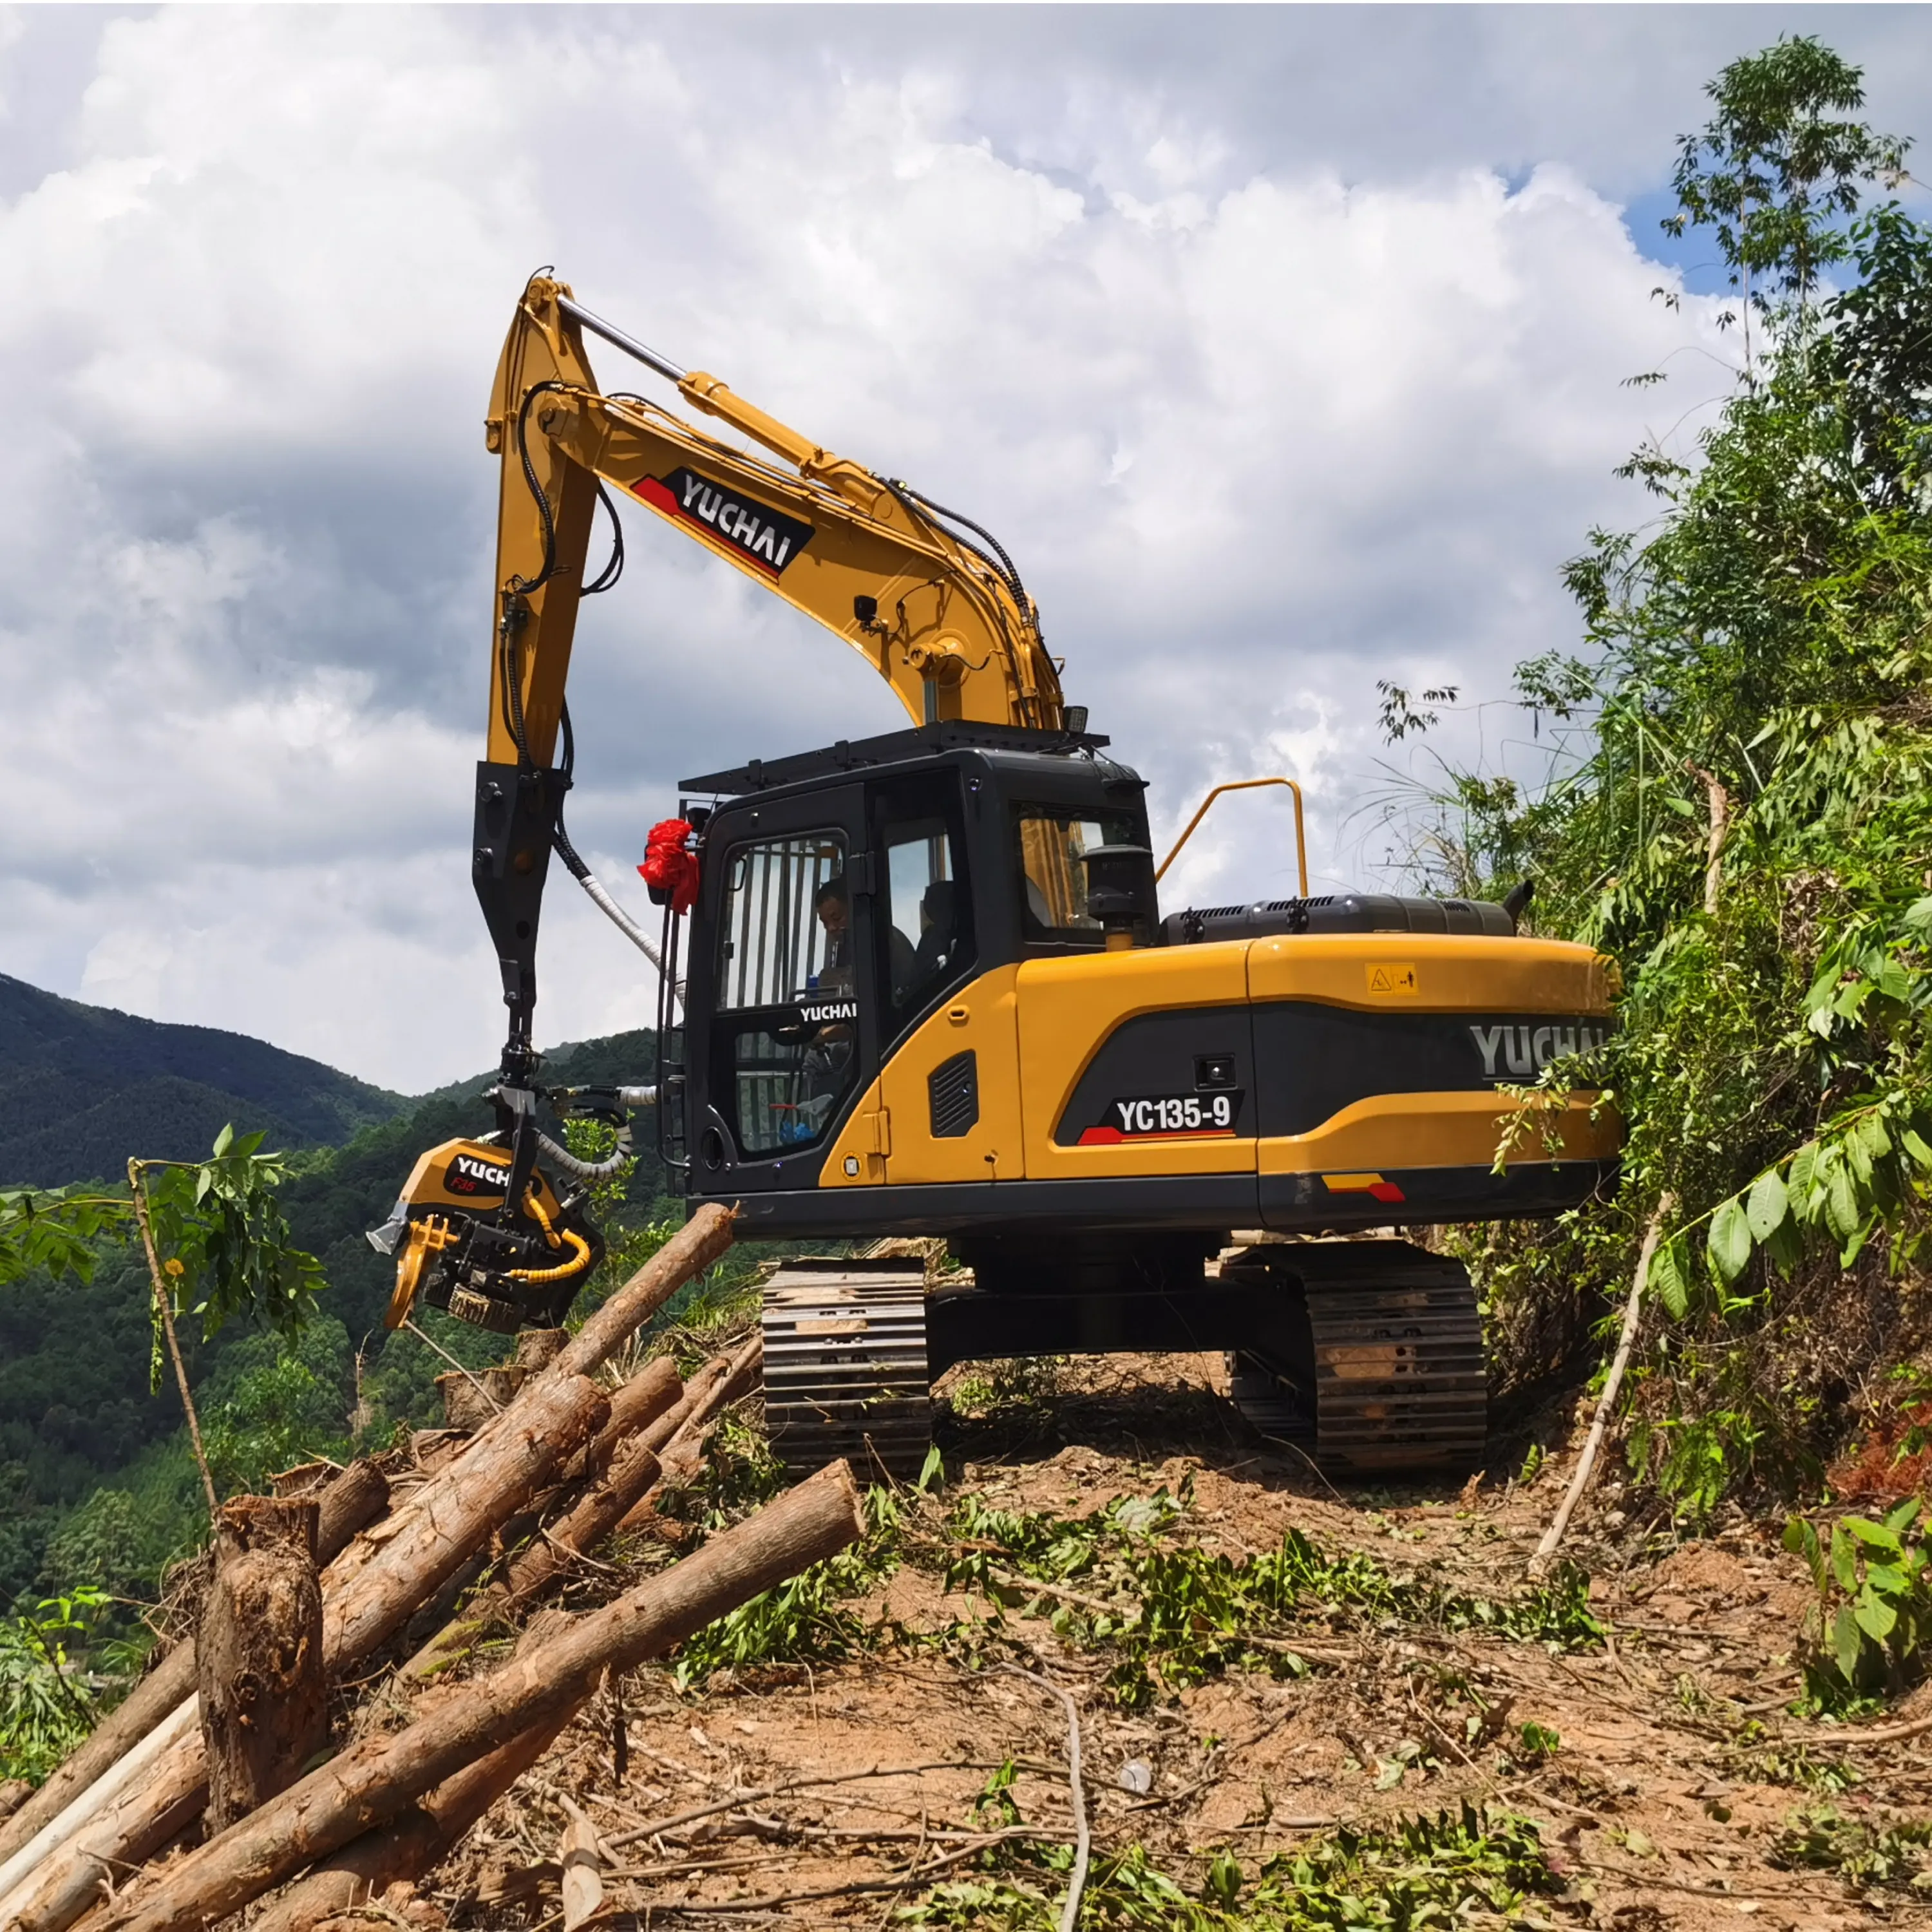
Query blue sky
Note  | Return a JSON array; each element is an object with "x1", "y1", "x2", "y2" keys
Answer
[{"x1": 0, "y1": 6, "x2": 1924, "y2": 1090}]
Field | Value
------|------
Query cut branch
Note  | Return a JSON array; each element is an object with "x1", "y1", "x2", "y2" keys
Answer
[{"x1": 1529, "y1": 1191, "x2": 1676, "y2": 1579}]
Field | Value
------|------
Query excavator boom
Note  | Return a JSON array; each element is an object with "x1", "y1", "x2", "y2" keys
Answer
[{"x1": 484, "y1": 274, "x2": 1063, "y2": 777}]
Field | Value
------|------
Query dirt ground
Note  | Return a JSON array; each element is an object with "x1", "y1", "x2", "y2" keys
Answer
[{"x1": 381, "y1": 1354, "x2": 1931, "y2": 1929}]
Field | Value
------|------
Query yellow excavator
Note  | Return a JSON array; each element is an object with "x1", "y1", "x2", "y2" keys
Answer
[{"x1": 371, "y1": 272, "x2": 1621, "y2": 1474}]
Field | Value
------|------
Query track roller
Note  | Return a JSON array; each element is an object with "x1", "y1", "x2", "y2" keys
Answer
[{"x1": 760, "y1": 1258, "x2": 932, "y2": 1482}]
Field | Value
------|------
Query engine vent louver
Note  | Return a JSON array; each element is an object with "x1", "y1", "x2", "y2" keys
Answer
[
  {"x1": 1162, "y1": 892, "x2": 1518, "y2": 947},
  {"x1": 928, "y1": 1050, "x2": 980, "y2": 1139}
]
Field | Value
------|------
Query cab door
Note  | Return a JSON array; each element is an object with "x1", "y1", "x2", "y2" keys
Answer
[
  {"x1": 869, "y1": 771, "x2": 1024, "y2": 1186},
  {"x1": 688, "y1": 782, "x2": 876, "y2": 1194}
]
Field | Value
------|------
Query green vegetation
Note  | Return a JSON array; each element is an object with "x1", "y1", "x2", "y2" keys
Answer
[
  {"x1": 0, "y1": 1025, "x2": 672, "y2": 1618},
  {"x1": 1785, "y1": 1499, "x2": 1932, "y2": 1705},
  {"x1": 663, "y1": 1457, "x2": 1598, "y2": 1710},
  {"x1": 906, "y1": 1802, "x2": 1559, "y2": 1929},
  {"x1": 0, "y1": 1589, "x2": 112, "y2": 1785},
  {"x1": 1772, "y1": 1804, "x2": 1932, "y2": 1892},
  {"x1": 1390, "y1": 39, "x2": 1932, "y2": 1525}
]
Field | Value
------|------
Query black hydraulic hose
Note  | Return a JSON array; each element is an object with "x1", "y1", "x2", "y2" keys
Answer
[
  {"x1": 890, "y1": 478, "x2": 1032, "y2": 621},
  {"x1": 582, "y1": 481, "x2": 625, "y2": 596}
]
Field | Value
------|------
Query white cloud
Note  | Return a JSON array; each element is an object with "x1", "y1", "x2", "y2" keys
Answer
[{"x1": 0, "y1": 6, "x2": 1821, "y2": 1088}]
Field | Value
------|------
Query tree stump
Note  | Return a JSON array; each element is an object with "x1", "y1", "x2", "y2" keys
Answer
[
  {"x1": 436, "y1": 1367, "x2": 525, "y2": 1431},
  {"x1": 514, "y1": 1329, "x2": 567, "y2": 1371},
  {"x1": 198, "y1": 1495, "x2": 326, "y2": 1834}
]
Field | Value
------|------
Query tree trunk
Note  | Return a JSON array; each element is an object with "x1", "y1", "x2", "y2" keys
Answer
[
  {"x1": 251, "y1": 1614, "x2": 582, "y2": 1932},
  {"x1": 0, "y1": 1461, "x2": 386, "y2": 1872},
  {"x1": 0, "y1": 1383, "x2": 605, "y2": 1932},
  {"x1": 92, "y1": 1463, "x2": 863, "y2": 1932},
  {"x1": 320, "y1": 1372, "x2": 607, "y2": 1671},
  {"x1": 546, "y1": 1206, "x2": 735, "y2": 1387},
  {"x1": 395, "y1": 1354, "x2": 699, "y2": 1686},
  {"x1": 198, "y1": 1497, "x2": 325, "y2": 1835},
  {"x1": 583, "y1": 1357, "x2": 682, "y2": 1474}
]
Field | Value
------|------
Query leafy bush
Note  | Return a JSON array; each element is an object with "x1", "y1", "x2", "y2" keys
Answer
[
  {"x1": 0, "y1": 1589, "x2": 107, "y2": 1785},
  {"x1": 1785, "y1": 1499, "x2": 1932, "y2": 1703}
]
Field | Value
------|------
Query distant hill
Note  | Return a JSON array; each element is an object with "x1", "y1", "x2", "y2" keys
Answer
[{"x1": 0, "y1": 973, "x2": 408, "y2": 1186}]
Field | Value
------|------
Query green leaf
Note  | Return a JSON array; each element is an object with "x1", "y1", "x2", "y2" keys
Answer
[
  {"x1": 1745, "y1": 1169, "x2": 1789, "y2": 1242},
  {"x1": 1788, "y1": 1139, "x2": 1821, "y2": 1202},
  {"x1": 1832, "y1": 1522, "x2": 1859, "y2": 1595},
  {"x1": 1844, "y1": 1519, "x2": 1904, "y2": 1557},
  {"x1": 1902, "y1": 1129, "x2": 1932, "y2": 1171},
  {"x1": 1649, "y1": 1236, "x2": 1691, "y2": 1320},
  {"x1": 1708, "y1": 1197, "x2": 1754, "y2": 1285},
  {"x1": 1854, "y1": 1589, "x2": 1899, "y2": 1643},
  {"x1": 1882, "y1": 1497, "x2": 1922, "y2": 1537},
  {"x1": 1833, "y1": 1604, "x2": 1865, "y2": 1682},
  {"x1": 1826, "y1": 1164, "x2": 1863, "y2": 1242},
  {"x1": 212, "y1": 1122, "x2": 234, "y2": 1158}
]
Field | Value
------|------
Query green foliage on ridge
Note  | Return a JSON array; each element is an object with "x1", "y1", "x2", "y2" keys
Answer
[{"x1": 1405, "y1": 39, "x2": 1932, "y2": 1520}]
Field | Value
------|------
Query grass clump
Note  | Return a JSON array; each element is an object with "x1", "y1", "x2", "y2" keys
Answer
[{"x1": 1772, "y1": 1804, "x2": 1932, "y2": 1892}]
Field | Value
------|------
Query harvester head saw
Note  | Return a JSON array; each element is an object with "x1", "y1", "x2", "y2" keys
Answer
[
  {"x1": 367, "y1": 1082, "x2": 650, "y2": 1335},
  {"x1": 367, "y1": 1137, "x2": 604, "y2": 1334}
]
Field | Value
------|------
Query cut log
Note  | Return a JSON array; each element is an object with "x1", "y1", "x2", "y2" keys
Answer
[
  {"x1": 249, "y1": 1617, "x2": 583, "y2": 1932},
  {"x1": 198, "y1": 1497, "x2": 325, "y2": 1835},
  {"x1": 437, "y1": 1367, "x2": 524, "y2": 1431},
  {"x1": 547, "y1": 1206, "x2": 735, "y2": 1387},
  {"x1": 320, "y1": 1372, "x2": 608, "y2": 1671},
  {"x1": 0, "y1": 1382, "x2": 606, "y2": 1932},
  {"x1": 514, "y1": 1329, "x2": 568, "y2": 1371},
  {"x1": 583, "y1": 1356, "x2": 682, "y2": 1474},
  {"x1": 558, "y1": 1799, "x2": 603, "y2": 1929},
  {"x1": 0, "y1": 1461, "x2": 386, "y2": 1873},
  {"x1": 395, "y1": 1356, "x2": 694, "y2": 1686},
  {"x1": 92, "y1": 1463, "x2": 864, "y2": 1932}
]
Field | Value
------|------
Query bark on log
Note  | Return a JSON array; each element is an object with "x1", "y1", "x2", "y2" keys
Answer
[
  {"x1": 92, "y1": 1463, "x2": 864, "y2": 1932},
  {"x1": 546, "y1": 1206, "x2": 736, "y2": 1387},
  {"x1": 0, "y1": 1797, "x2": 24, "y2": 1830},
  {"x1": 583, "y1": 1357, "x2": 683, "y2": 1475},
  {"x1": 249, "y1": 1616, "x2": 584, "y2": 1932},
  {"x1": 198, "y1": 1498, "x2": 325, "y2": 1835},
  {"x1": 0, "y1": 1383, "x2": 605, "y2": 1932},
  {"x1": 0, "y1": 1463, "x2": 386, "y2": 1872},
  {"x1": 396, "y1": 1355, "x2": 692, "y2": 1685}
]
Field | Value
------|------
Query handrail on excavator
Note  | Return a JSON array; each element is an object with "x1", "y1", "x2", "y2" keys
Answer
[{"x1": 1157, "y1": 777, "x2": 1309, "y2": 896}]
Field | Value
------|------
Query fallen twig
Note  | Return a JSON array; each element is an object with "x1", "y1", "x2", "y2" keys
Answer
[
  {"x1": 999, "y1": 1665, "x2": 1089, "y2": 1932},
  {"x1": 1530, "y1": 1191, "x2": 1675, "y2": 1579}
]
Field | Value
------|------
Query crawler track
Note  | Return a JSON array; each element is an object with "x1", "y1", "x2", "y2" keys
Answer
[
  {"x1": 1223, "y1": 1240, "x2": 1488, "y2": 1473},
  {"x1": 760, "y1": 1258, "x2": 931, "y2": 1481}
]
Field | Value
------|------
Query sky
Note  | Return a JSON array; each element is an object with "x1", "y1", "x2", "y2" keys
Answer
[{"x1": 1, "y1": 3, "x2": 1927, "y2": 1095}]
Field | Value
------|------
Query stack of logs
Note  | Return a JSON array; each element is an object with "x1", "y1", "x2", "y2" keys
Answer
[{"x1": 0, "y1": 1203, "x2": 867, "y2": 1932}]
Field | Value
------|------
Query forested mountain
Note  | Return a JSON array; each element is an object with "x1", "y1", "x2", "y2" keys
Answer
[
  {"x1": 0, "y1": 1010, "x2": 662, "y2": 1609},
  {"x1": 0, "y1": 973, "x2": 406, "y2": 1186}
]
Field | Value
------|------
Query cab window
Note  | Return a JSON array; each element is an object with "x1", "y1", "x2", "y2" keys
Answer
[
  {"x1": 877, "y1": 785, "x2": 972, "y2": 1041},
  {"x1": 1013, "y1": 806, "x2": 1141, "y2": 947},
  {"x1": 715, "y1": 832, "x2": 857, "y2": 1155}
]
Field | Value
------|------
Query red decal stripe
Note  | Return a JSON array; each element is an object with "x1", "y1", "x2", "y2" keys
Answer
[{"x1": 1075, "y1": 1126, "x2": 1238, "y2": 1146}]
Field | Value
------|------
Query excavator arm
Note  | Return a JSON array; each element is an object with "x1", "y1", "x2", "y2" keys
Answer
[
  {"x1": 473, "y1": 272, "x2": 1063, "y2": 1091},
  {"x1": 484, "y1": 272, "x2": 1062, "y2": 769}
]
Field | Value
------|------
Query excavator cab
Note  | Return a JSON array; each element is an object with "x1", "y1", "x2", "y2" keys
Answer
[{"x1": 665, "y1": 720, "x2": 1156, "y2": 1211}]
